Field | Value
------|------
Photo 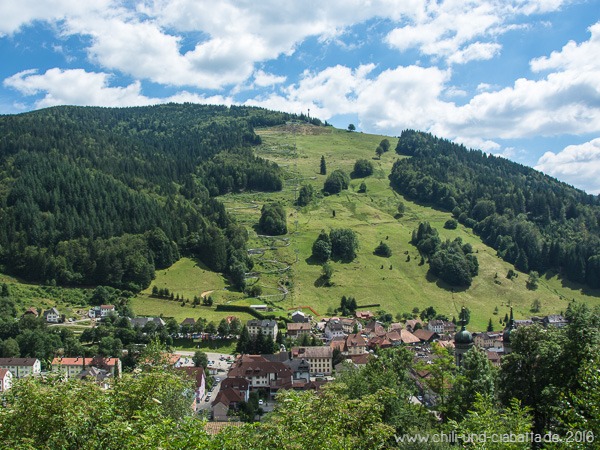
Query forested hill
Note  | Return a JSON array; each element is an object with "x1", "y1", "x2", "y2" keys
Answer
[
  {"x1": 0, "y1": 104, "x2": 316, "y2": 290},
  {"x1": 390, "y1": 130, "x2": 600, "y2": 289}
]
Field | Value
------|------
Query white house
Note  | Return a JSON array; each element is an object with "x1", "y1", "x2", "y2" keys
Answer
[
  {"x1": 0, "y1": 368, "x2": 12, "y2": 392},
  {"x1": 247, "y1": 319, "x2": 278, "y2": 340},
  {"x1": 88, "y1": 305, "x2": 116, "y2": 319},
  {"x1": 0, "y1": 358, "x2": 41, "y2": 378},
  {"x1": 43, "y1": 307, "x2": 61, "y2": 323},
  {"x1": 323, "y1": 319, "x2": 346, "y2": 341}
]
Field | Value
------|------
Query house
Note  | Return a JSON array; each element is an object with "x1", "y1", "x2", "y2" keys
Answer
[
  {"x1": 388, "y1": 322, "x2": 403, "y2": 332},
  {"x1": 291, "y1": 310, "x2": 310, "y2": 323},
  {"x1": 0, "y1": 368, "x2": 12, "y2": 392},
  {"x1": 543, "y1": 315, "x2": 568, "y2": 328},
  {"x1": 180, "y1": 318, "x2": 196, "y2": 328},
  {"x1": 291, "y1": 346, "x2": 333, "y2": 375},
  {"x1": 486, "y1": 349, "x2": 503, "y2": 367},
  {"x1": 355, "y1": 311, "x2": 374, "y2": 320},
  {"x1": 51, "y1": 357, "x2": 122, "y2": 379},
  {"x1": 287, "y1": 358, "x2": 311, "y2": 382},
  {"x1": 177, "y1": 366, "x2": 206, "y2": 410},
  {"x1": 22, "y1": 307, "x2": 39, "y2": 317},
  {"x1": 77, "y1": 366, "x2": 112, "y2": 388},
  {"x1": 474, "y1": 332, "x2": 503, "y2": 349},
  {"x1": 323, "y1": 319, "x2": 346, "y2": 341},
  {"x1": 0, "y1": 358, "x2": 41, "y2": 378},
  {"x1": 363, "y1": 320, "x2": 386, "y2": 338},
  {"x1": 43, "y1": 307, "x2": 61, "y2": 323},
  {"x1": 340, "y1": 318, "x2": 363, "y2": 334},
  {"x1": 220, "y1": 377, "x2": 250, "y2": 402},
  {"x1": 397, "y1": 330, "x2": 421, "y2": 345},
  {"x1": 227, "y1": 355, "x2": 292, "y2": 394},
  {"x1": 286, "y1": 322, "x2": 311, "y2": 338},
  {"x1": 426, "y1": 320, "x2": 445, "y2": 334},
  {"x1": 129, "y1": 316, "x2": 166, "y2": 328},
  {"x1": 247, "y1": 319, "x2": 278, "y2": 340},
  {"x1": 368, "y1": 335, "x2": 392, "y2": 350},
  {"x1": 212, "y1": 388, "x2": 244, "y2": 421},
  {"x1": 88, "y1": 305, "x2": 116, "y2": 319},
  {"x1": 329, "y1": 337, "x2": 346, "y2": 353},
  {"x1": 405, "y1": 319, "x2": 423, "y2": 333},
  {"x1": 413, "y1": 329, "x2": 439, "y2": 343},
  {"x1": 345, "y1": 333, "x2": 367, "y2": 355}
]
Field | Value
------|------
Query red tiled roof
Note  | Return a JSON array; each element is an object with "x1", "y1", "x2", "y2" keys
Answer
[
  {"x1": 212, "y1": 388, "x2": 243, "y2": 407},
  {"x1": 51, "y1": 357, "x2": 120, "y2": 368},
  {"x1": 176, "y1": 366, "x2": 205, "y2": 388}
]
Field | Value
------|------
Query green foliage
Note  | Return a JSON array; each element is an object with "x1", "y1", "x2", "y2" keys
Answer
[
  {"x1": 258, "y1": 202, "x2": 287, "y2": 236},
  {"x1": 193, "y1": 350, "x2": 208, "y2": 368},
  {"x1": 391, "y1": 129, "x2": 600, "y2": 289},
  {"x1": 443, "y1": 218, "x2": 458, "y2": 230},
  {"x1": 374, "y1": 241, "x2": 392, "y2": 257},
  {"x1": 311, "y1": 230, "x2": 332, "y2": 262},
  {"x1": 330, "y1": 228, "x2": 359, "y2": 261},
  {"x1": 527, "y1": 271, "x2": 540, "y2": 290},
  {"x1": 323, "y1": 169, "x2": 350, "y2": 194},
  {"x1": 352, "y1": 159, "x2": 374, "y2": 178},
  {"x1": 347, "y1": 123, "x2": 356, "y2": 131},
  {"x1": 321, "y1": 263, "x2": 334, "y2": 285},
  {"x1": 296, "y1": 184, "x2": 315, "y2": 206},
  {"x1": 320, "y1": 155, "x2": 327, "y2": 175}
]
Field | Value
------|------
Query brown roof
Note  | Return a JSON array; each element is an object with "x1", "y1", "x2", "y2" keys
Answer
[
  {"x1": 349, "y1": 353, "x2": 371, "y2": 365},
  {"x1": 413, "y1": 329, "x2": 438, "y2": 342},
  {"x1": 389, "y1": 322, "x2": 403, "y2": 331},
  {"x1": 228, "y1": 355, "x2": 292, "y2": 379},
  {"x1": 355, "y1": 311, "x2": 374, "y2": 319},
  {"x1": 291, "y1": 346, "x2": 333, "y2": 359},
  {"x1": 180, "y1": 318, "x2": 196, "y2": 326},
  {"x1": 399, "y1": 330, "x2": 420, "y2": 344},
  {"x1": 176, "y1": 366, "x2": 205, "y2": 388},
  {"x1": 287, "y1": 323, "x2": 311, "y2": 331},
  {"x1": 212, "y1": 388, "x2": 243, "y2": 407},
  {"x1": 345, "y1": 333, "x2": 367, "y2": 348},
  {"x1": 221, "y1": 377, "x2": 249, "y2": 391},
  {"x1": 329, "y1": 338, "x2": 345, "y2": 352},
  {"x1": 0, "y1": 358, "x2": 39, "y2": 367},
  {"x1": 0, "y1": 368, "x2": 10, "y2": 378}
]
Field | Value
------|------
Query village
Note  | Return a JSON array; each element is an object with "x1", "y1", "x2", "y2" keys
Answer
[{"x1": 0, "y1": 303, "x2": 570, "y2": 428}]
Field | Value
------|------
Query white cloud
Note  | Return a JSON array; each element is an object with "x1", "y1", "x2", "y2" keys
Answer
[
  {"x1": 535, "y1": 138, "x2": 600, "y2": 194},
  {"x1": 253, "y1": 70, "x2": 287, "y2": 87},
  {"x1": 385, "y1": 0, "x2": 566, "y2": 65},
  {"x1": 3, "y1": 68, "x2": 231, "y2": 109}
]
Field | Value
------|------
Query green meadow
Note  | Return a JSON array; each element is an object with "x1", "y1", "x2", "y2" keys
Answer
[{"x1": 134, "y1": 124, "x2": 600, "y2": 330}]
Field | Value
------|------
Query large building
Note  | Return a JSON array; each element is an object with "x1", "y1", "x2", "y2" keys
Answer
[
  {"x1": 0, "y1": 368, "x2": 13, "y2": 392},
  {"x1": 247, "y1": 319, "x2": 278, "y2": 340},
  {"x1": 51, "y1": 357, "x2": 122, "y2": 379},
  {"x1": 227, "y1": 355, "x2": 292, "y2": 393},
  {"x1": 0, "y1": 358, "x2": 41, "y2": 378},
  {"x1": 291, "y1": 346, "x2": 333, "y2": 375}
]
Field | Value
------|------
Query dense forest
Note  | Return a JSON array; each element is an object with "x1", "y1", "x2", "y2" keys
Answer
[
  {"x1": 0, "y1": 104, "x2": 316, "y2": 290},
  {"x1": 390, "y1": 130, "x2": 600, "y2": 289}
]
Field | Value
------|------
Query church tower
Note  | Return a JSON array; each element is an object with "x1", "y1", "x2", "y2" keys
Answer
[
  {"x1": 503, "y1": 307, "x2": 516, "y2": 355},
  {"x1": 454, "y1": 307, "x2": 473, "y2": 367}
]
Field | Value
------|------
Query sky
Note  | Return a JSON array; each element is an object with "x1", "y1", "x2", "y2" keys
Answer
[{"x1": 1, "y1": 0, "x2": 599, "y2": 193}]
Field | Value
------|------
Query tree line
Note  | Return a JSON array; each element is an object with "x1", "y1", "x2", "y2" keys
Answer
[{"x1": 391, "y1": 129, "x2": 600, "y2": 288}]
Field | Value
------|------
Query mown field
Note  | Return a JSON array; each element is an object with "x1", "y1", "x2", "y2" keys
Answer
[{"x1": 135, "y1": 124, "x2": 600, "y2": 331}]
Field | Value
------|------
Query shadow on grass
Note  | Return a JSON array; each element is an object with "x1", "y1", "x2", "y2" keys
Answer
[
  {"x1": 425, "y1": 271, "x2": 470, "y2": 293},
  {"x1": 314, "y1": 276, "x2": 333, "y2": 288}
]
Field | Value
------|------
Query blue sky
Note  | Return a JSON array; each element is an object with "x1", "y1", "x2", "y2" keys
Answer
[{"x1": 1, "y1": 1, "x2": 599, "y2": 192}]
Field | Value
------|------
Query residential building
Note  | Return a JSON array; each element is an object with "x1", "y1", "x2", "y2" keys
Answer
[
  {"x1": 247, "y1": 319, "x2": 278, "y2": 340},
  {"x1": 426, "y1": 320, "x2": 445, "y2": 334},
  {"x1": 345, "y1": 333, "x2": 367, "y2": 355},
  {"x1": 340, "y1": 318, "x2": 362, "y2": 334},
  {"x1": 363, "y1": 320, "x2": 386, "y2": 338},
  {"x1": 291, "y1": 310, "x2": 310, "y2": 323},
  {"x1": 220, "y1": 377, "x2": 250, "y2": 402},
  {"x1": 22, "y1": 307, "x2": 38, "y2": 317},
  {"x1": 291, "y1": 346, "x2": 333, "y2": 375},
  {"x1": 355, "y1": 311, "x2": 374, "y2": 320},
  {"x1": 543, "y1": 315, "x2": 568, "y2": 328},
  {"x1": 212, "y1": 388, "x2": 244, "y2": 421},
  {"x1": 227, "y1": 355, "x2": 292, "y2": 393},
  {"x1": 43, "y1": 307, "x2": 61, "y2": 323},
  {"x1": 129, "y1": 316, "x2": 166, "y2": 328},
  {"x1": 413, "y1": 329, "x2": 439, "y2": 343},
  {"x1": 287, "y1": 359, "x2": 311, "y2": 382},
  {"x1": 474, "y1": 332, "x2": 503, "y2": 349},
  {"x1": 404, "y1": 319, "x2": 423, "y2": 333},
  {"x1": 77, "y1": 366, "x2": 112, "y2": 388},
  {"x1": 0, "y1": 368, "x2": 12, "y2": 392},
  {"x1": 177, "y1": 366, "x2": 206, "y2": 411},
  {"x1": 88, "y1": 304, "x2": 116, "y2": 319},
  {"x1": 0, "y1": 358, "x2": 41, "y2": 378},
  {"x1": 286, "y1": 322, "x2": 311, "y2": 338},
  {"x1": 323, "y1": 319, "x2": 345, "y2": 341},
  {"x1": 180, "y1": 318, "x2": 196, "y2": 328},
  {"x1": 51, "y1": 357, "x2": 122, "y2": 379}
]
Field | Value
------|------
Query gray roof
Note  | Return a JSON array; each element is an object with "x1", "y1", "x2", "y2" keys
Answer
[
  {"x1": 129, "y1": 317, "x2": 166, "y2": 328},
  {"x1": 247, "y1": 319, "x2": 277, "y2": 327}
]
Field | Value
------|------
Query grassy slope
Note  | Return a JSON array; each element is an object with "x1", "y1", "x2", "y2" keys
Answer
[
  {"x1": 216, "y1": 125, "x2": 600, "y2": 331},
  {"x1": 11, "y1": 124, "x2": 597, "y2": 330}
]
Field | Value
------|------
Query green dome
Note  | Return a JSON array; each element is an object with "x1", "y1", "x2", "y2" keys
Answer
[
  {"x1": 454, "y1": 327, "x2": 473, "y2": 344},
  {"x1": 503, "y1": 327, "x2": 513, "y2": 343}
]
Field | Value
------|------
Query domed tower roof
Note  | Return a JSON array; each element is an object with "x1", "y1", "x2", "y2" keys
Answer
[
  {"x1": 455, "y1": 326, "x2": 473, "y2": 344},
  {"x1": 454, "y1": 307, "x2": 473, "y2": 345}
]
